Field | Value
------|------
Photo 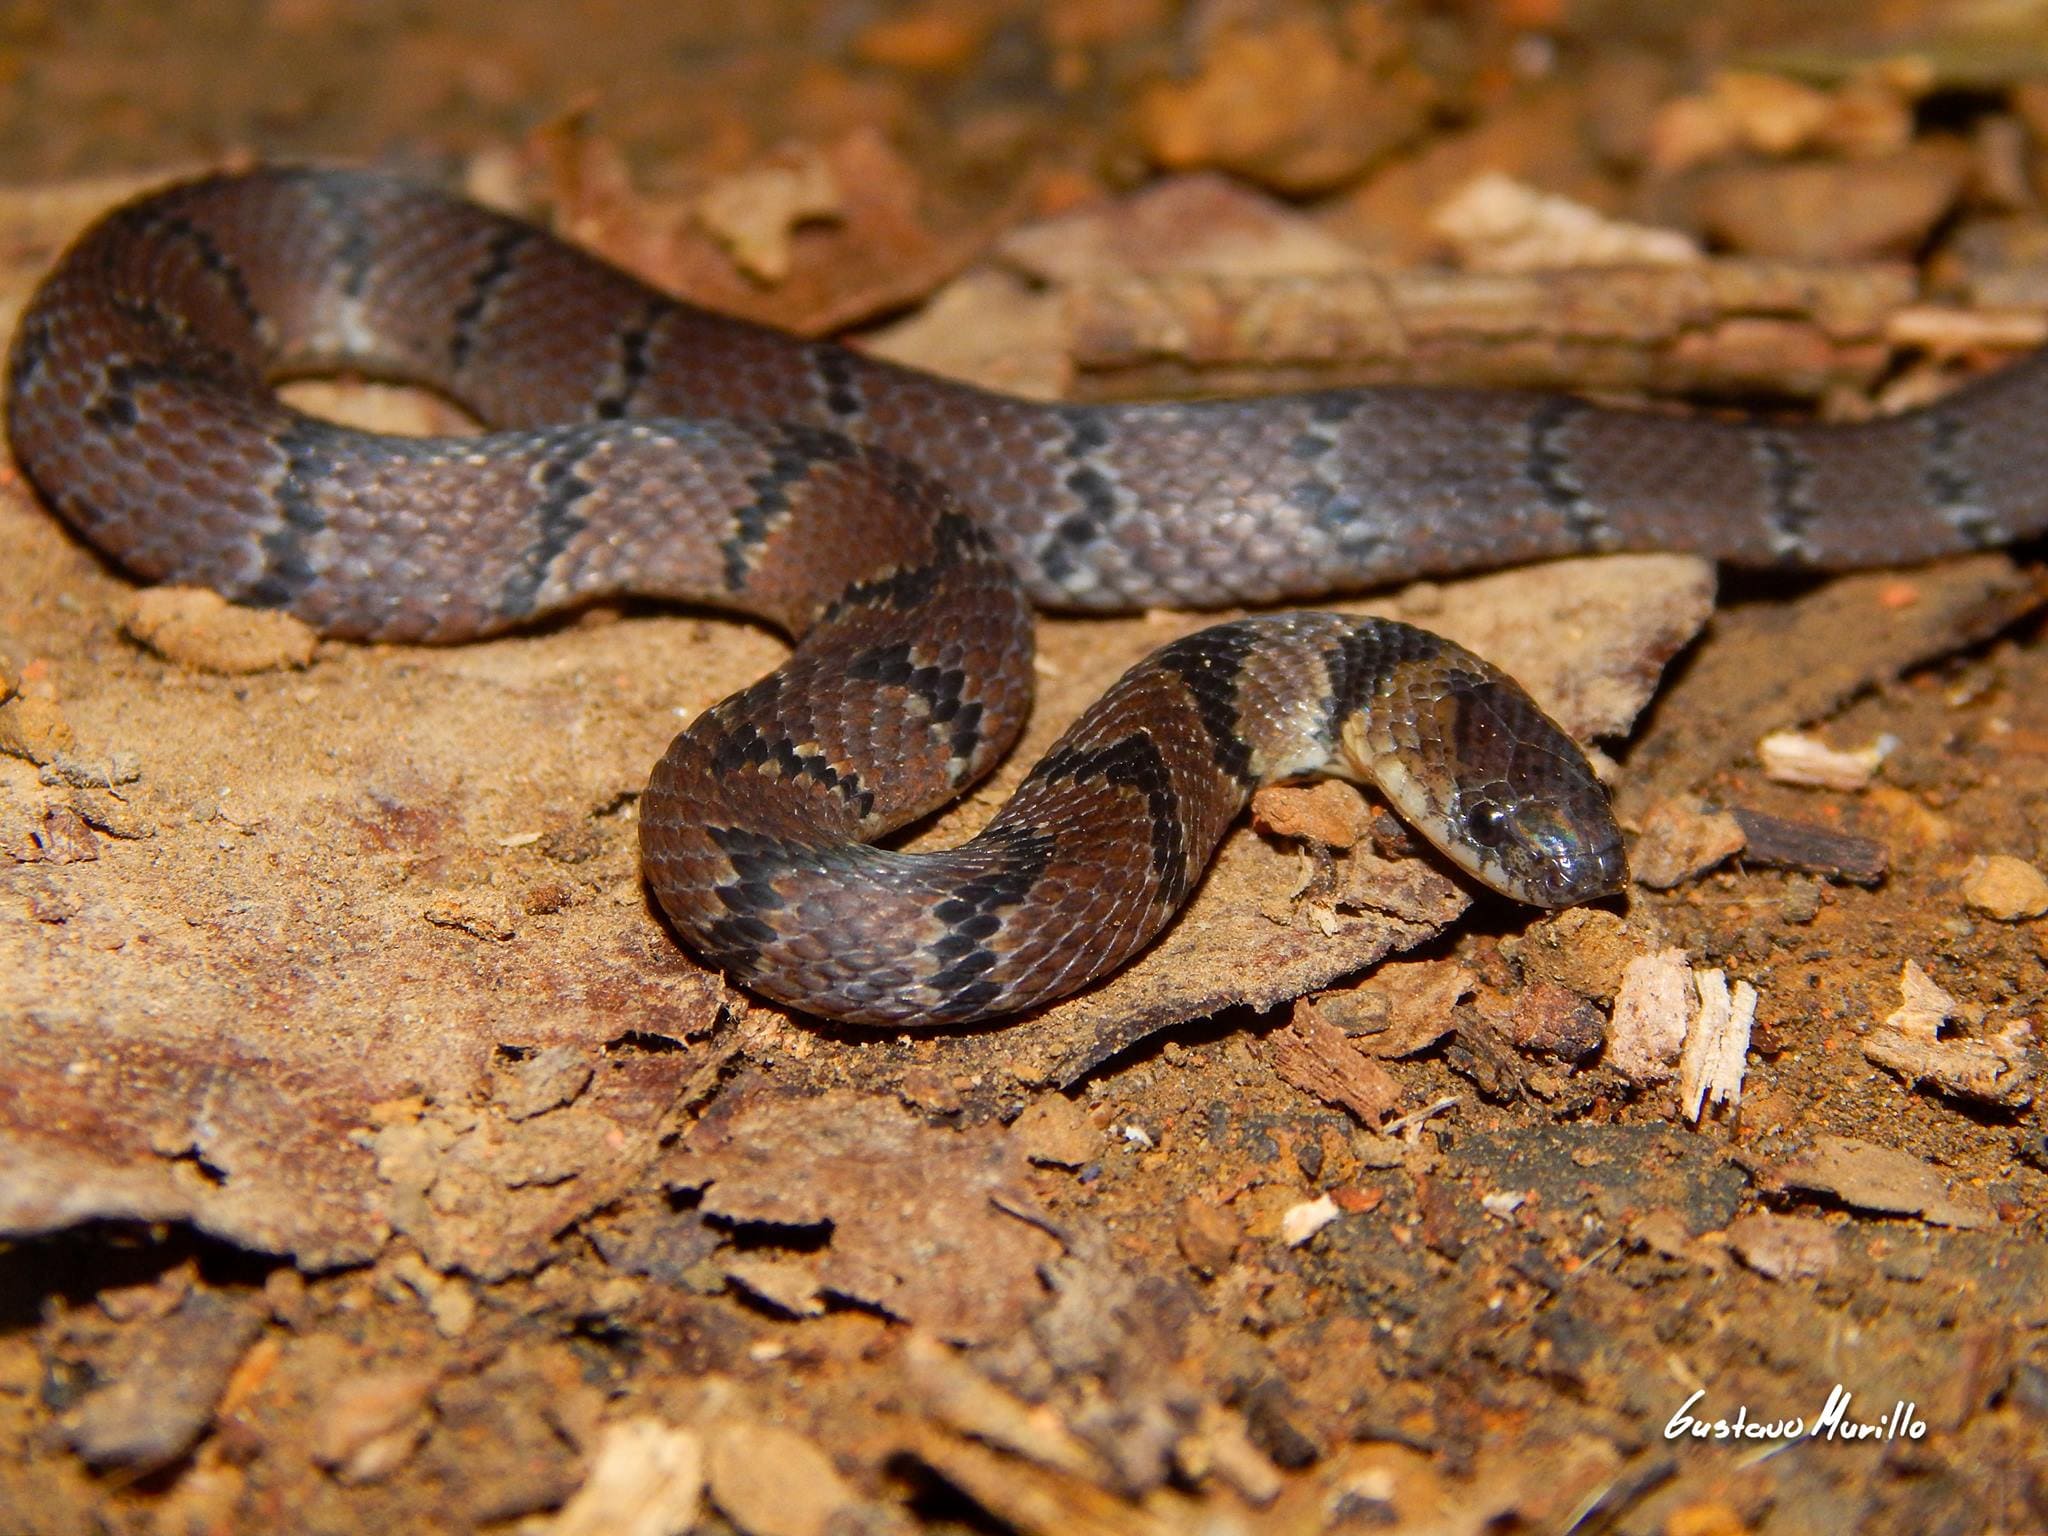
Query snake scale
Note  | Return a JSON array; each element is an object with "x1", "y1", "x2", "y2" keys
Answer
[{"x1": 6, "y1": 168, "x2": 2040, "y2": 1023}]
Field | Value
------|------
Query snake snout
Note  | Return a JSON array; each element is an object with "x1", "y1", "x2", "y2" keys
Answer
[{"x1": 1485, "y1": 793, "x2": 1629, "y2": 908}]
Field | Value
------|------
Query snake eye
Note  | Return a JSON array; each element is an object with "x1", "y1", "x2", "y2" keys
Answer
[{"x1": 1463, "y1": 800, "x2": 1509, "y2": 847}]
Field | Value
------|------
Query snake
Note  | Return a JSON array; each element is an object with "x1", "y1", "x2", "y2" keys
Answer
[{"x1": 5, "y1": 168, "x2": 2038, "y2": 1024}]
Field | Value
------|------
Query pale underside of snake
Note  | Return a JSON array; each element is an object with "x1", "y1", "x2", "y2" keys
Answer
[{"x1": 5, "y1": 167, "x2": 2040, "y2": 1024}]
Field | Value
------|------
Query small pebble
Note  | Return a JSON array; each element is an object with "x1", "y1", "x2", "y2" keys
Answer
[
  {"x1": 1013, "y1": 1094, "x2": 1101, "y2": 1168},
  {"x1": 1496, "y1": 980, "x2": 1606, "y2": 1061},
  {"x1": 705, "y1": 1420, "x2": 857, "y2": 1536},
  {"x1": 123, "y1": 587, "x2": 318, "y2": 673},
  {"x1": 1251, "y1": 780, "x2": 1369, "y2": 849},
  {"x1": 1632, "y1": 796, "x2": 1745, "y2": 889},
  {"x1": 1177, "y1": 1195, "x2": 1242, "y2": 1276},
  {"x1": 0, "y1": 696, "x2": 77, "y2": 764},
  {"x1": 1960, "y1": 854, "x2": 2048, "y2": 921},
  {"x1": 1778, "y1": 876, "x2": 1824, "y2": 924},
  {"x1": 1280, "y1": 1193, "x2": 1341, "y2": 1247},
  {"x1": 1726, "y1": 1212, "x2": 1839, "y2": 1281},
  {"x1": 1695, "y1": 146, "x2": 1965, "y2": 262}
]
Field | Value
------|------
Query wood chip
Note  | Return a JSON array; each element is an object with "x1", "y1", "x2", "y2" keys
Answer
[
  {"x1": 1677, "y1": 969, "x2": 1754, "y2": 1122},
  {"x1": 1757, "y1": 729, "x2": 1891, "y2": 790},
  {"x1": 1173, "y1": 1403, "x2": 1284, "y2": 1505},
  {"x1": 1887, "y1": 957, "x2": 1957, "y2": 1035},
  {"x1": 1726, "y1": 805, "x2": 1889, "y2": 885},
  {"x1": 1260, "y1": 1002, "x2": 1403, "y2": 1124},
  {"x1": 901, "y1": 1332, "x2": 1107, "y2": 1482},
  {"x1": 1862, "y1": 960, "x2": 2036, "y2": 1109},
  {"x1": 1063, "y1": 261, "x2": 1914, "y2": 401},
  {"x1": 902, "y1": 1424, "x2": 1188, "y2": 1536}
]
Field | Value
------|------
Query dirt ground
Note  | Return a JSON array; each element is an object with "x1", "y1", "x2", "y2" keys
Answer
[{"x1": 2, "y1": 2, "x2": 2046, "y2": 1533}]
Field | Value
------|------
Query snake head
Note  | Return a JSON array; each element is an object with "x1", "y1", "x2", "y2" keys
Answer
[
  {"x1": 1342, "y1": 654, "x2": 1628, "y2": 909},
  {"x1": 1448, "y1": 774, "x2": 1628, "y2": 908}
]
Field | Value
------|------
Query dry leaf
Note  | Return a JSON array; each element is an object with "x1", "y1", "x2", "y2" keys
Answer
[
  {"x1": 1769, "y1": 1135, "x2": 1996, "y2": 1229},
  {"x1": 666, "y1": 1085, "x2": 1059, "y2": 1343},
  {"x1": 695, "y1": 146, "x2": 842, "y2": 283}
]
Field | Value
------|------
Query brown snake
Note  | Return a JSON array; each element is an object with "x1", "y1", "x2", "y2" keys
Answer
[{"x1": 6, "y1": 168, "x2": 2038, "y2": 1023}]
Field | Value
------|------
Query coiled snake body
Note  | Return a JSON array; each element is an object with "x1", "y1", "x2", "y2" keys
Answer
[{"x1": 7, "y1": 169, "x2": 2039, "y2": 1022}]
